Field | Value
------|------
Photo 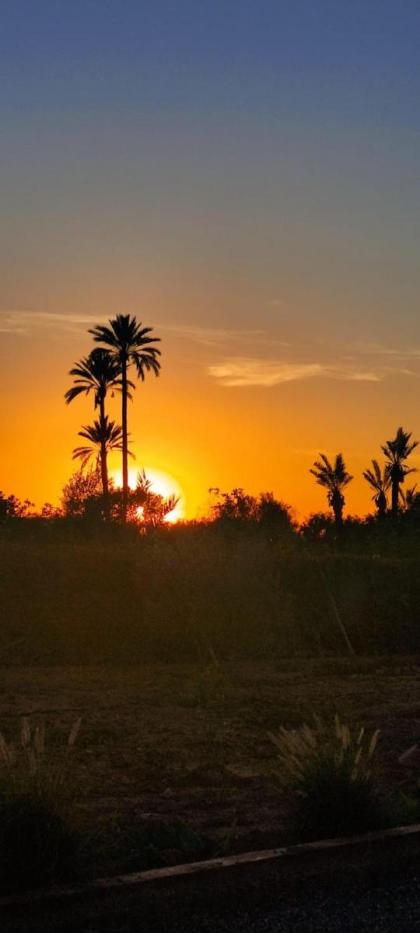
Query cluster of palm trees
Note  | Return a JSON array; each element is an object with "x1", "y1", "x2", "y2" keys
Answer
[
  {"x1": 65, "y1": 314, "x2": 161, "y2": 520},
  {"x1": 311, "y1": 427, "x2": 418, "y2": 526}
]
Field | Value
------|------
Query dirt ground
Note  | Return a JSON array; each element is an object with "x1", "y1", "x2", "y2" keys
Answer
[{"x1": 1, "y1": 658, "x2": 419, "y2": 874}]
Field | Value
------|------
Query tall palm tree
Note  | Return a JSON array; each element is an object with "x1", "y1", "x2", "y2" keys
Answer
[
  {"x1": 65, "y1": 348, "x2": 126, "y2": 497},
  {"x1": 310, "y1": 453, "x2": 353, "y2": 527},
  {"x1": 381, "y1": 427, "x2": 418, "y2": 517},
  {"x1": 362, "y1": 459, "x2": 390, "y2": 517},
  {"x1": 72, "y1": 418, "x2": 127, "y2": 481},
  {"x1": 89, "y1": 315, "x2": 161, "y2": 519}
]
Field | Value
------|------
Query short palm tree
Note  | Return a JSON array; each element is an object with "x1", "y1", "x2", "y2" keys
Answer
[
  {"x1": 310, "y1": 453, "x2": 353, "y2": 527},
  {"x1": 65, "y1": 348, "x2": 126, "y2": 497},
  {"x1": 362, "y1": 459, "x2": 390, "y2": 517},
  {"x1": 381, "y1": 427, "x2": 418, "y2": 517},
  {"x1": 89, "y1": 315, "x2": 161, "y2": 520},
  {"x1": 72, "y1": 418, "x2": 127, "y2": 482}
]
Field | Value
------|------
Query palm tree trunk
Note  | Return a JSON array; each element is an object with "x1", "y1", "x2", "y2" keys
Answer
[
  {"x1": 377, "y1": 491, "x2": 386, "y2": 518},
  {"x1": 121, "y1": 355, "x2": 128, "y2": 522},
  {"x1": 332, "y1": 490, "x2": 343, "y2": 528},
  {"x1": 99, "y1": 396, "x2": 109, "y2": 514},
  {"x1": 391, "y1": 479, "x2": 399, "y2": 516}
]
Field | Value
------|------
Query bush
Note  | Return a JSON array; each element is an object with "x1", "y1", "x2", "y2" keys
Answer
[
  {"x1": 0, "y1": 789, "x2": 80, "y2": 891},
  {"x1": 0, "y1": 718, "x2": 82, "y2": 892},
  {"x1": 270, "y1": 716, "x2": 388, "y2": 841}
]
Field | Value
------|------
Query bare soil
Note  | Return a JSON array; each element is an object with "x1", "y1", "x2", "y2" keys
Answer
[{"x1": 1, "y1": 658, "x2": 419, "y2": 875}]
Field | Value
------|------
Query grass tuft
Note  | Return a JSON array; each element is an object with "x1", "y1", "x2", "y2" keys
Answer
[
  {"x1": 270, "y1": 716, "x2": 388, "y2": 841},
  {"x1": 0, "y1": 718, "x2": 82, "y2": 892}
]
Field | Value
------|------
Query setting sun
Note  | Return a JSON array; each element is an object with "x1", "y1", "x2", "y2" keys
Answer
[{"x1": 110, "y1": 466, "x2": 186, "y2": 523}]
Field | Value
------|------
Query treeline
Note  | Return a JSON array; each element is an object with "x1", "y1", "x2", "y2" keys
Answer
[
  {"x1": 2, "y1": 423, "x2": 420, "y2": 538},
  {"x1": 3, "y1": 307, "x2": 420, "y2": 534}
]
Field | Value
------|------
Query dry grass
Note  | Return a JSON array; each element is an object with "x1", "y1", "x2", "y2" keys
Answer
[
  {"x1": 0, "y1": 717, "x2": 81, "y2": 796},
  {"x1": 269, "y1": 715, "x2": 386, "y2": 840},
  {"x1": 270, "y1": 715, "x2": 380, "y2": 786}
]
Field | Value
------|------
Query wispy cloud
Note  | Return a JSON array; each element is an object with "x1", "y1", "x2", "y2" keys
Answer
[
  {"x1": 209, "y1": 359, "x2": 325, "y2": 387},
  {"x1": 0, "y1": 311, "x2": 98, "y2": 336},
  {"x1": 352, "y1": 340, "x2": 420, "y2": 359},
  {"x1": 157, "y1": 323, "x2": 269, "y2": 348},
  {"x1": 208, "y1": 356, "x2": 412, "y2": 388},
  {"x1": 0, "y1": 312, "x2": 281, "y2": 350}
]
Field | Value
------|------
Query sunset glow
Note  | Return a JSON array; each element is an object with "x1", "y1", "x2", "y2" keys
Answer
[{"x1": 110, "y1": 467, "x2": 186, "y2": 523}]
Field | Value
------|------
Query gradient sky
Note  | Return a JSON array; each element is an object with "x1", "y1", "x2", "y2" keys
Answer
[{"x1": 2, "y1": 0, "x2": 420, "y2": 518}]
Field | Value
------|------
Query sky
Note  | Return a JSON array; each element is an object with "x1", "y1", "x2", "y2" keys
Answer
[{"x1": 1, "y1": 0, "x2": 420, "y2": 518}]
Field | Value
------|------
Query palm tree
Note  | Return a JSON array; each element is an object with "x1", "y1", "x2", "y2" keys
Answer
[
  {"x1": 65, "y1": 348, "x2": 126, "y2": 497},
  {"x1": 381, "y1": 427, "x2": 418, "y2": 517},
  {"x1": 310, "y1": 453, "x2": 353, "y2": 527},
  {"x1": 89, "y1": 315, "x2": 161, "y2": 519},
  {"x1": 362, "y1": 459, "x2": 390, "y2": 517},
  {"x1": 72, "y1": 418, "x2": 127, "y2": 483}
]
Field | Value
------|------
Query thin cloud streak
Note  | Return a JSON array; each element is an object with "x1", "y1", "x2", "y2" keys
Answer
[
  {"x1": 156, "y1": 323, "x2": 270, "y2": 348},
  {"x1": 209, "y1": 359, "x2": 325, "y2": 387},
  {"x1": 0, "y1": 311, "x2": 279, "y2": 349},
  {"x1": 353, "y1": 341, "x2": 420, "y2": 359},
  {"x1": 209, "y1": 356, "x2": 413, "y2": 388},
  {"x1": 0, "y1": 311, "x2": 98, "y2": 336}
]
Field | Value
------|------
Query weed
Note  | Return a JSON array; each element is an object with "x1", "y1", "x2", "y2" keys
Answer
[
  {"x1": 270, "y1": 716, "x2": 388, "y2": 841},
  {"x1": 0, "y1": 718, "x2": 82, "y2": 891}
]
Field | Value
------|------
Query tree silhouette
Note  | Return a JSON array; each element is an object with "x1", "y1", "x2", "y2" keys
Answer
[
  {"x1": 127, "y1": 470, "x2": 178, "y2": 526},
  {"x1": 61, "y1": 466, "x2": 103, "y2": 518},
  {"x1": 403, "y1": 484, "x2": 418, "y2": 509},
  {"x1": 72, "y1": 418, "x2": 129, "y2": 480},
  {"x1": 310, "y1": 453, "x2": 353, "y2": 527},
  {"x1": 65, "y1": 348, "x2": 127, "y2": 498},
  {"x1": 0, "y1": 492, "x2": 34, "y2": 521},
  {"x1": 89, "y1": 316, "x2": 161, "y2": 520},
  {"x1": 381, "y1": 427, "x2": 418, "y2": 517},
  {"x1": 362, "y1": 459, "x2": 390, "y2": 517}
]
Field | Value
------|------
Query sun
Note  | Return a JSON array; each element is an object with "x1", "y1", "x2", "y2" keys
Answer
[{"x1": 110, "y1": 466, "x2": 186, "y2": 523}]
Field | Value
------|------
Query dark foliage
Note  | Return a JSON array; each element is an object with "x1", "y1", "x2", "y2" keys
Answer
[
  {"x1": 0, "y1": 788, "x2": 80, "y2": 892},
  {"x1": 289, "y1": 755, "x2": 388, "y2": 842}
]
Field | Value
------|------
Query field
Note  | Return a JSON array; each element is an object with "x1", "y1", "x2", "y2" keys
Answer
[
  {"x1": 2, "y1": 530, "x2": 420, "y2": 879},
  {"x1": 3, "y1": 530, "x2": 420, "y2": 665},
  {"x1": 1, "y1": 658, "x2": 420, "y2": 877}
]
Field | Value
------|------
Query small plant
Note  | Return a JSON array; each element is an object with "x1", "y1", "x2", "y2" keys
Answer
[
  {"x1": 270, "y1": 715, "x2": 388, "y2": 841},
  {"x1": 396, "y1": 790, "x2": 420, "y2": 826},
  {"x1": 0, "y1": 716, "x2": 81, "y2": 794},
  {"x1": 0, "y1": 718, "x2": 82, "y2": 891},
  {"x1": 96, "y1": 819, "x2": 210, "y2": 873}
]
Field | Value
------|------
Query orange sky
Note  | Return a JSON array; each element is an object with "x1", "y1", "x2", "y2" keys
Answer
[{"x1": 2, "y1": 306, "x2": 420, "y2": 521}]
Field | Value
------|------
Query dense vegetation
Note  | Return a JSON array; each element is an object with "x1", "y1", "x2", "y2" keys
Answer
[{"x1": 2, "y1": 507, "x2": 420, "y2": 664}]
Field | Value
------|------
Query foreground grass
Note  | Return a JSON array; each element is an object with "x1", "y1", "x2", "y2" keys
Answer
[{"x1": 1, "y1": 658, "x2": 419, "y2": 879}]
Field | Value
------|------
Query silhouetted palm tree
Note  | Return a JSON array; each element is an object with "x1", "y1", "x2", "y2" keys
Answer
[
  {"x1": 310, "y1": 453, "x2": 353, "y2": 527},
  {"x1": 381, "y1": 427, "x2": 418, "y2": 517},
  {"x1": 403, "y1": 484, "x2": 418, "y2": 509},
  {"x1": 362, "y1": 459, "x2": 390, "y2": 517},
  {"x1": 65, "y1": 348, "x2": 127, "y2": 497},
  {"x1": 89, "y1": 316, "x2": 161, "y2": 520},
  {"x1": 72, "y1": 419, "x2": 127, "y2": 483}
]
